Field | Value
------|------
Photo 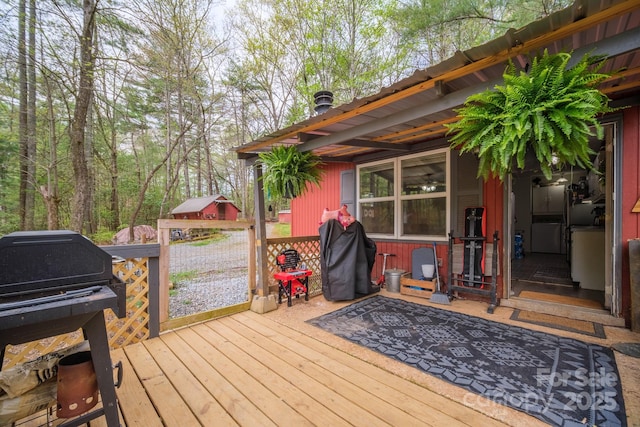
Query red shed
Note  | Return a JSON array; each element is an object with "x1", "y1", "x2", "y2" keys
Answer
[
  {"x1": 171, "y1": 195, "x2": 240, "y2": 221},
  {"x1": 278, "y1": 210, "x2": 291, "y2": 223}
]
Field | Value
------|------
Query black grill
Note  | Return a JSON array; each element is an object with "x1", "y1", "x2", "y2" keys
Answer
[
  {"x1": 0, "y1": 230, "x2": 125, "y2": 426},
  {"x1": 0, "y1": 230, "x2": 125, "y2": 312}
]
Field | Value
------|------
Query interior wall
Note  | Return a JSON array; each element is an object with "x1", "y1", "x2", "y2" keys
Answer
[{"x1": 512, "y1": 174, "x2": 533, "y2": 254}]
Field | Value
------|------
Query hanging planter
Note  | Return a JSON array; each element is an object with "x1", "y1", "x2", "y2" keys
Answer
[
  {"x1": 258, "y1": 145, "x2": 324, "y2": 199},
  {"x1": 446, "y1": 49, "x2": 616, "y2": 181}
]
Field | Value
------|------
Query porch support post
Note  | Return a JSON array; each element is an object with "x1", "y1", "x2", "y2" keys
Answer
[{"x1": 250, "y1": 163, "x2": 277, "y2": 313}]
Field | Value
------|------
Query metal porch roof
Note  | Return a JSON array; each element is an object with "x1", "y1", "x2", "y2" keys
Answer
[{"x1": 235, "y1": 0, "x2": 640, "y2": 165}]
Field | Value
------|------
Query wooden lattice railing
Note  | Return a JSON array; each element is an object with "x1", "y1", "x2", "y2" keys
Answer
[
  {"x1": 266, "y1": 236, "x2": 322, "y2": 296},
  {"x1": 1, "y1": 244, "x2": 160, "y2": 370},
  {"x1": 1, "y1": 235, "x2": 322, "y2": 370}
]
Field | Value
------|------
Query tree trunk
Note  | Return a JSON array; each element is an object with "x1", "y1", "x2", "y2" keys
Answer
[
  {"x1": 109, "y1": 133, "x2": 120, "y2": 231},
  {"x1": 25, "y1": 0, "x2": 37, "y2": 230},
  {"x1": 84, "y1": 77, "x2": 96, "y2": 235},
  {"x1": 70, "y1": 0, "x2": 97, "y2": 233},
  {"x1": 42, "y1": 71, "x2": 60, "y2": 229},
  {"x1": 18, "y1": 0, "x2": 28, "y2": 230}
]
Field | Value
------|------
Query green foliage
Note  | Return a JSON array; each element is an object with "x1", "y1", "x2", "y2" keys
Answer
[
  {"x1": 0, "y1": 113, "x2": 20, "y2": 234},
  {"x1": 91, "y1": 229, "x2": 118, "y2": 245},
  {"x1": 170, "y1": 270, "x2": 198, "y2": 286},
  {"x1": 391, "y1": 0, "x2": 572, "y2": 66},
  {"x1": 189, "y1": 233, "x2": 228, "y2": 245},
  {"x1": 271, "y1": 222, "x2": 291, "y2": 238},
  {"x1": 446, "y1": 50, "x2": 615, "y2": 181},
  {"x1": 0, "y1": 0, "x2": 587, "y2": 230},
  {"x1": 258, "y1": 145, "x2": 324, "y2": 199}
]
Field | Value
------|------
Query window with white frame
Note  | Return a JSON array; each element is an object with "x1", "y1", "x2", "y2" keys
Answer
[{"x1": 357, "y1": 149, "x2": 449, "y2": 239}]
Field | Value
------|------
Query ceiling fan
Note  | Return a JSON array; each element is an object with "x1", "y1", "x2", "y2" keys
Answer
[{"x1": 422, "y1": 173, "x2": 439, "y2": 192}]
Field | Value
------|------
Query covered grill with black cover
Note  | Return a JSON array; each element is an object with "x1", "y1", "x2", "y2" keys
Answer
[{"x1": 319, "y1": 219, "x2": 379, "y2": 301}]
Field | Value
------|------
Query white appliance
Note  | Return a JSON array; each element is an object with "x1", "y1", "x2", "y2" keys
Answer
[{"x1": 570, "y1": 227, "x2": 605, "y2": 290}]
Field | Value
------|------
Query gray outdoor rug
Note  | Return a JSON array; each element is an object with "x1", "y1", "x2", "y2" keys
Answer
[{"x1": 307, "y1": 296, "x2": 626, "y2": 427}]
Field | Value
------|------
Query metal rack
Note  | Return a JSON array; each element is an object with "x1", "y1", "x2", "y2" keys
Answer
[{"x1": 447, "y1": 230, "x2": 499, "y2": 313}]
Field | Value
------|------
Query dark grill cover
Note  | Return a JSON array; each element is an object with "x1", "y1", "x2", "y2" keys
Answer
[
  {"x1": 0, "y1": 230, "x2": 114, "y2": 298},
  {"x1": 319, "y1": 219, "x2": 378, "y2": 301}
]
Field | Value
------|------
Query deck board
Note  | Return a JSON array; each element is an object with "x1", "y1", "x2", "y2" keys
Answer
[
  {"x1": 110, "y1": 348, "x2": 162, "y2": 427},
  {"x1": 159, "y1": 331, "x2": 278, "y2": 427},
  {"x1": 123, "y1": 342, "x2": 201, "y2": 426},
  {"x1": 117, "y1": 310, "x2": 523, "y2": 426},
  {"x1": 142, "y1": 338, "x2": 238, "y2": 426},
  {"x1": 231, "y1": 311, "x2": 509, "y2": 427},
  {"x1": 207, "y1": 319, "x2": 392, "y2": 426},
  {"x1": 16, "y1": 306, "x2": 536, "y2": 426},
  {"x1": 236, "y1": 310, "x2": 509, "y2": 427},
  {"x1": 215, "y1": 315, "x2": 431, "y2": 426},
  {"x1": 189, "y1": 323, "x2": 318, "y2": 427}
]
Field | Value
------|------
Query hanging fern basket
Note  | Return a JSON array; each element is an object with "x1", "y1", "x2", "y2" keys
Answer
[
  {"x1": 446, "y1": 49, "x2": 616, "y2": 181},
  {"x1": 258, "y1": 145, "x2": 324, "y2": 199}
]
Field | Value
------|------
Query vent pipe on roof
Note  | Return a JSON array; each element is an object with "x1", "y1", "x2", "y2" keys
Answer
[{"x1": 313, "y1": 90, "x2": 333, "y2": 114}]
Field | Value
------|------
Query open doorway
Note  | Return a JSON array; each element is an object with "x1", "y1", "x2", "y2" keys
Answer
[{"x1": 508, "y1": 122, "x2": 615, "y2": 310}]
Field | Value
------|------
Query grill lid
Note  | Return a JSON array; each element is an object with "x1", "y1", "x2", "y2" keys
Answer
[{"x1": 0, "y1": 230, "x2": 114, "y2": 298}]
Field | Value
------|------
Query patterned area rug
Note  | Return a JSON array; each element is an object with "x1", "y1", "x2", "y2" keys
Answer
[{"x1": 308, "y1": 296, "x2": 626, "y2": 427}]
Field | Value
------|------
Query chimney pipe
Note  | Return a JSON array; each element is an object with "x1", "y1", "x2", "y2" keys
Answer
[{"x1": 313, "y1": 90, "x2": 333, "y2": 114}]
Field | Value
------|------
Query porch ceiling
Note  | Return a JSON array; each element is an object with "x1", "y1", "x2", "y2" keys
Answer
[{"x1": 235, "y1": 0, "x2": 640, "y2": 165}]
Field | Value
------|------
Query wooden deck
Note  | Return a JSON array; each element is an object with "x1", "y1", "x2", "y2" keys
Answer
[
  {"x1": 18, "y1": 298, "x2": 562, "y2": 427},
  {"x1": 111, "y1": 309, "x2": 517, "y2": 427},
  {"x1": 14, "y1": 291, "x2": 640, "y2": 427}
]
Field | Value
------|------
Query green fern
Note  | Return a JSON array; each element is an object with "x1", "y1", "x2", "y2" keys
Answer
[
  {"x1": 258, "y1": 145, "x2": 324, "y2": 199},
  {"x1": 446, "y1": 50, "x2": 614, "y2": 180}
]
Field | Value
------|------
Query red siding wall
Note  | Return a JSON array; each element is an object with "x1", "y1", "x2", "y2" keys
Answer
[
  {"x1": 291, "y1": 161, "x2": 506, "y2": 302},
  {"x1": 370, "y1": 241, "x2": 448, "y2": 285},
  {"x1": 621, "y1": 106, "x2": 640, "y2": 325},
  {"x1": 221, "y1": 204, "x2": 240, "y2": 221},
  {"x1": 291, "y1": 162, "x2": 355, "y2": 236},
  {"x1": 179, "y1": 213, "x2": 200, "y2": 220},
  {"x1": 202, "y1": 204, "x2": 218, "y2": 219}
]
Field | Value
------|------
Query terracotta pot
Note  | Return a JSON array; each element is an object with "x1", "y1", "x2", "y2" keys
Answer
[{"x1": 57, "y1": 351, "x2": 98, "y2": 418}]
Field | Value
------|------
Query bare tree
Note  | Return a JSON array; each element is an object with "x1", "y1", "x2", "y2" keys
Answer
[
  {"x1": 69, "y1": 0, "x2": 98, "y2": 232},
  {"x1": 18, "y1": 0, "x2": 29, "y2": 229},
  {"x1": 39, "y1": 70, "x2": 61, "y2": 229}
]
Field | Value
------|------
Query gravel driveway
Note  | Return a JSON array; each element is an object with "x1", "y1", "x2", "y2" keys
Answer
[{"x1": 168, "y1": 229, "x2": 252, "y2": 318}]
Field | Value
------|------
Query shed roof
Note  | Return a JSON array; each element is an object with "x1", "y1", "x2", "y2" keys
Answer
[
  {"x1": 171, "y1": 195, "x2": 240, "y2": 215},
  {"x1": 235, "y1": 0, "x2": 640, "y2": 164}
]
